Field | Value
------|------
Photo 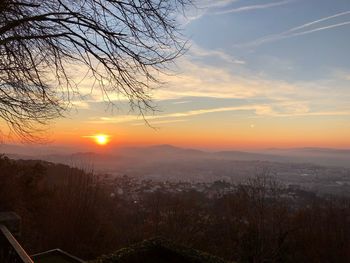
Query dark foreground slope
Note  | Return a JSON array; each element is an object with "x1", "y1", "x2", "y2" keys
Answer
[
  {"x1": 1, "y1": 156, "x2": 350, "y2": 262},
  {"x1": 92, "y1": 238, "x2": 229, "y2": 263}
]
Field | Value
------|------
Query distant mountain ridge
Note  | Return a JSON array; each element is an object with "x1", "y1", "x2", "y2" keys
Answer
[
  {"x1": 2, "y1": 144, "x2": 350, "y2": 168},
  {"x1": 3, "y1": 144, "x2": 350, "y2": 195}
]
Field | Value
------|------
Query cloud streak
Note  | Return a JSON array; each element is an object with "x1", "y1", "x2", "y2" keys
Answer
[
  {"x1": 131, "y1": 119, "x2": 188, "y2": 126},
  {"x1": 213, "y1": 0, "x2": 291, "y2": 15},
  {"x1": 176, "y1": 0, "x2": 240, "y2": 25},
  {"x1": 179, "y1": 0, "x2": 290, "y2": 25},
  {"x1": 172, "y1": 100, "x2": 192, "y2": 105},
  {"x1": 88, "y1": 106, "x2": 245, "y2": 123},
  {"x1": 189, "y1": 43, "x2": 246, "y2": 64},
  {"x1": 87, "y1": 103, "x2": 350, "y2": 126},
  {"x1": 72, "y1": 48, "x2": 350, "y2": 130},
  {"x1": 241, "y1": 10, "x2": 350, "y2": 47},
  {"x1": 288, "y1": 10, "x2": 350, "y2": 33},
  {"x1": 154, "y1": 58, "x2": 298, "y2": 101}
]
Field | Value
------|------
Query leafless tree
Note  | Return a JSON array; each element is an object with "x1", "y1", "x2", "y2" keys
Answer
[{"x1": 0, "y1": 0, "x2": 190, "y2": 140}]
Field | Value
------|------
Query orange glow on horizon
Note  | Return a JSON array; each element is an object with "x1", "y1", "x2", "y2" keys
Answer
[
  {"x1": 59, "y1": 132, "x2": 350, "y2": 150},
  {"x1": 22, "y1": 117, "x2": 350, "y2": 150}
]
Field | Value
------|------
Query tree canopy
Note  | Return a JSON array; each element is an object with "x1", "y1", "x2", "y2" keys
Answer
[{"x1": 0, "y1": 0, "x2": 190, "y2": 140}]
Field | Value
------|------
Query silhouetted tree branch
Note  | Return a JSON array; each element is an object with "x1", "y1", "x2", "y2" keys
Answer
[{"x1": 0, "y1": 0, "x2": 190, "y2": 140}]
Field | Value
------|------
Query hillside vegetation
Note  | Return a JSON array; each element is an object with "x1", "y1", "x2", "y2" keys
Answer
[{"x1": 0, "y1": 155, "x2": 349, "y2": 262}]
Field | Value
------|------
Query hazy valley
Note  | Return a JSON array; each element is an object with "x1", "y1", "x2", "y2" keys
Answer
[{"x1": 2, "y1": 144, "x2": 350, "y2": 196}]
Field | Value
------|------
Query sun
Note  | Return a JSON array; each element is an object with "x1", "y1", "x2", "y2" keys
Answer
[
  {"x1": 94, "y1": 134, "x2": 109, "y2": 146},
  {"x1": 82, "y1": 133, "x2": 111, "y2": 146}
]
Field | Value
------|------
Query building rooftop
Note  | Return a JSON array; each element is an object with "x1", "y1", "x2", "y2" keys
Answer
[{"x1": 32, "y1": 249, "x2": 85, "y2": 263}]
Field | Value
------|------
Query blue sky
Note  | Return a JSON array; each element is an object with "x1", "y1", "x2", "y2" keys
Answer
[
  {"x1": 185, "y1": 0, "x2": 350, "y2": 81},
  {"x1": 50, "y1": 0, "x2": 350, "y2": 149}
]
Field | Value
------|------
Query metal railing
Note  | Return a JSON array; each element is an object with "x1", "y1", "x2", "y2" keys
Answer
[{"x1": 0, "y1": 224, "x2": 33, "y2": 263}]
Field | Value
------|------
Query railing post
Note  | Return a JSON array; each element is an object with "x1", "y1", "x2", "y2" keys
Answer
[
  {"x1": 0, "y1": 212, "x2": 33, "y2": 263},
  {"x1": 0, "y1": 212, "x2": 21, "y2": 236}
]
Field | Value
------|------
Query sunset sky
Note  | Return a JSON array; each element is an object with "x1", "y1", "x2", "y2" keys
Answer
[{"x1": 9, "y1": 0, "x2": 350, "y2": 150}]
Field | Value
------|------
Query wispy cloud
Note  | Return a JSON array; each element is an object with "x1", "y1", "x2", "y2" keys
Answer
[
  {"x1": 179, "y1": 0, "x2": 290, "y2": 25},
  {"x1": 69, "y1": 47, "x2": 350, "y2": 127},
  {"x1": 178, "y1": 0, "x2": 239, "y2": 25},
  {"x1": 289, "y1": 21, "x2": 350, "y2": 37},
  {"x1": 155, "y1": 58, "x2": 297, "y2": 100},
  {"x1": 189, "y1": 43, "x2": 246, "y2": 64},
  {"x1": 240, "y1": 10, "x2": 350, "y2": 47},
  {"x1": 87, "y1": 101, "x2": 350, "y2": 126},
  {"x1": 172, "y1": 100, "x2": 192, "y2": 105},
  {"x1": 274, "y1": 111, "x2": 350, "y2": 117},
  {"x1": 91, "y1": 108, "x2": 210, "y2": 123},
  {"x1": 131, "y1": 119, "x2": 188, "y2": 126},
  {"x1": 198, "y1": 0, "x2": 240, "y2": 9},
  {"x1": 87, "y1": 105, "x2": 264, "y2": 125},
  {"x1": 213, "y1": 0, "x2": 291, "y2": 15},
  {"x1": 71, "y1": 100, "x2": 90, "y2": 109},
  {"x1": 288, "y1": 10, "x2": 350, "y2": 32}
]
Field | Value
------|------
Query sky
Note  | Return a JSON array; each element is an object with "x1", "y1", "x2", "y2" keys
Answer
[{"x1": 5, "y1": 0, "x2": 350, "y2": 150}]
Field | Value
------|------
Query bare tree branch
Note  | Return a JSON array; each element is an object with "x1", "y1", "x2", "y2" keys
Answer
[{"x1": 0, "y1": 0, "x2": 190, "y2": 141}]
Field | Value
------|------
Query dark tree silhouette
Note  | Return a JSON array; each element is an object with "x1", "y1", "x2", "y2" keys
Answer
[{"x1": 0, "y1": 0, "x2": 190, "y2": 140}]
